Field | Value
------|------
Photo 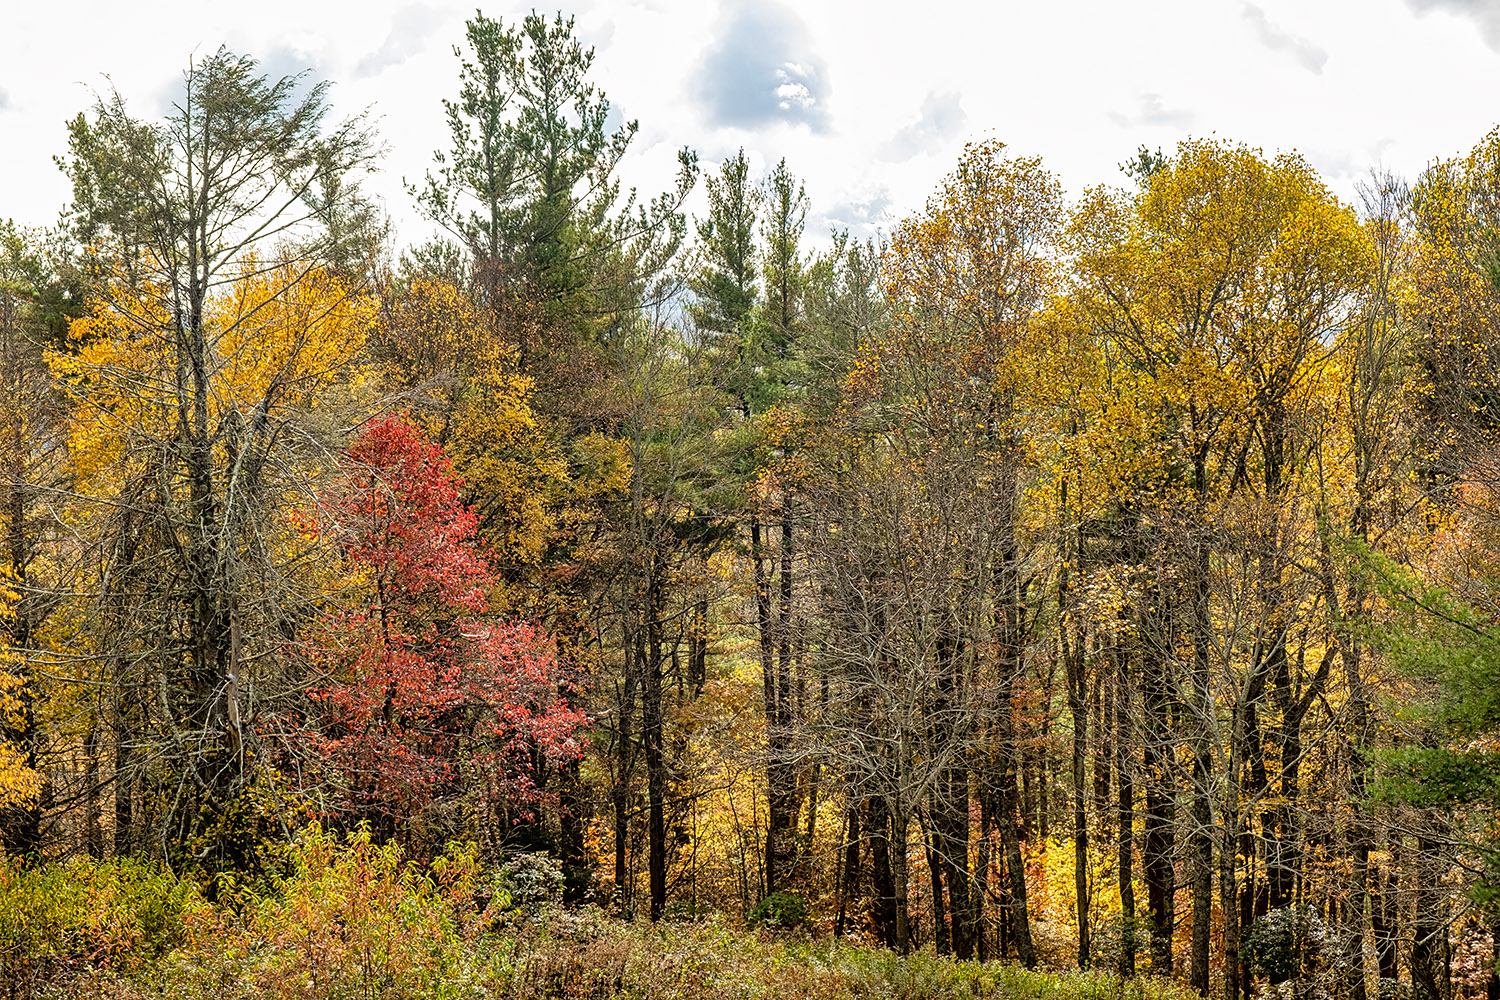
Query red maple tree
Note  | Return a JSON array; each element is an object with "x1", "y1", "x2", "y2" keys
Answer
[{"x1": 304, "y1": 416, "x2": 585, "y2": 826}]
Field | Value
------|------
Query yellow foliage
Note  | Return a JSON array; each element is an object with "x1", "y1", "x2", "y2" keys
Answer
[
  {"x1": 0, "y1": 573, "x2": 39, "y2": 811},
  {"x1": 446, "y1": 352, "x2": 570, "y2": 567},
  {"x1": 373, "y1": 275, "x2": 593, "y2": 570},
  {"x1": 1065, "y1": 138, "x2": 1372, "y2": 515},
  {"x1": 52, "y1": 259, "x2": 374, "y2": 495}
]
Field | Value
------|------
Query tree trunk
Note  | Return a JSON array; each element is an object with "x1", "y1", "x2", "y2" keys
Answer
[
  {"x1": 1221, "y1": 667, "x2": 1264, "y2": 1000},
  {"x1": 1411, "y1": 835, "x2": 1450, "y2": 1000},
  {"x1": 1141, "y1": 605, "x2": 1176, "y2": 977},
  {"x1": 1117, "y1": 653, "x2": 1137, "y2": 978},
  {"x1": 934, "y1": 633, "x2": 974, "y2": 959},
  {"x1": 1189, "y1": 547, "x2": 1213, "y2": 997},
  {"x1": 0, "y1": 456, "x2": 39, "y2": 857},
  {"x1": 892, "y1": 804, "x2": 912, "y2": 953},
  {"x1": 869, "y1": 795, "x2": 897, "y2": 947},
  {"x1": 924, "y1": 814, "x2": 950, "y2": 955},
  {"x1": 1065, "y1": 632, "x2": 1090, "y2": 970},
  {"x1": 976, "y1": 787, "x2": 993, "y2": 961},
  {"x1": 644, "y1": 569, "x2": 666, "y2": 921},
  {"x1": 755, "y1": 513, "x2": 795, "y2": 895},
  {"x1": 835, "y1": 796, "x2": 860, "y2": 937},
  {"x1": 613, "y1": 622, "x2": 640, "y2": 917}
]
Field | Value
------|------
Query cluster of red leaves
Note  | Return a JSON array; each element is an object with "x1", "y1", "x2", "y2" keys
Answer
[{"x1": 305, "y1": 416, "x2": 586, "y2": 821}]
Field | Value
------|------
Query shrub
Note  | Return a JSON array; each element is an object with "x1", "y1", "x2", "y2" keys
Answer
[
  {"x1": 746, "y1": 891, "x2": 808, "y2": 930},
  {"x1": 193, "y1": 822, "x2": 504, "y2": 1000},
  {"x1": 0, "y1": 855, "x2": 202, "y2": 998},
  {"x1": 496, "y1": 851, "x2": 564, "y2": 911}
]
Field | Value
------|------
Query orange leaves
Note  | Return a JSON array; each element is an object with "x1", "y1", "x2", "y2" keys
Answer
[{"x1": 857, "y1": 141, "x2": 1065, "y2": 462}]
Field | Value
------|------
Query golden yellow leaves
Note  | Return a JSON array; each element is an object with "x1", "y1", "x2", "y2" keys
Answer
[
  {"x1": 885, "y1": 139, "x2": 1064, "y2": 346},
  {"x1": 215, "y1": 262, "x2": 375, "y2": 411},
  {"x1": 0, "y1": 575, "x2": 39, "y2": 811},
  {"x1": 51, "y1": 259, "x2": 374, "y2": 493},
  {"x1": 1064, "y1": 139, "x2": 1372, "y2": 507},
  {"x1": 374, "y1": 275, "x2": 601, "y2": 573}
]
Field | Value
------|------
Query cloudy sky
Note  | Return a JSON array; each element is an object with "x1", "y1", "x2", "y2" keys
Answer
[{"x1": 3, "y1": 0, "x2": 1499, "y2": 248}]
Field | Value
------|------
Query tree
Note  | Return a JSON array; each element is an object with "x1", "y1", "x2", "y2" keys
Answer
[
  {"x1": 413, "y1": 10, "x2": 696, "y2": 368},
  {"x1": 690, "y1": 148, "x2": 760, "y2": 413},
  {"x1": 754, "y1": 156, "x2": 811, "y2": 900},
  {"x1": 51, "y1": 256, "x2": 373, "y2": 865},
  {"x1": 799, "y1": 140, "x2": 1064, "y2": 959},
  {"x1": 0, "y1": 224, "x2": 78, "y2": 854},
  {"x1": 302, "y1": 416, "x2": 585, "y2": 845},
  {"x1": 1368, "y1": 521, "x2": 1500, "y2": 999},
  {"x1": 58, "y1": 48, "x2": 378, "y2": 866},
  {"x1": 1070, "y1": 138, "x2": 1371, "y2": 996}
]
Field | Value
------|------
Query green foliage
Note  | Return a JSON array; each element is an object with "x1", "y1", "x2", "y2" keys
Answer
[
  {"x1": 496, "y1": 851, "x2": 564, "y2": 911},
  {"x1": 746, "y1": 890, "x2": 808, "y2": 930},
  {"x1": 1119, "y1": 144, "x2": 1168, "y2": 190},
  {"x1": 413, "y1": 8, "x2": 695, "y2": 341},
  {"x1": 1355, "y1": 540, "x2": 1500, "y2": 908},
  {"x1": 1242, "y1": 907, "x2": 1355, "y2": 998},
  {"x1": 1244, "y1": 907, "x2": 1306, "y2": 985},
  {"x1": 0, "y1": 220, "x2": 85, "y2": 342},
  {"x1": 0, "y1": 854, "x2": 203, "y2": 996}
]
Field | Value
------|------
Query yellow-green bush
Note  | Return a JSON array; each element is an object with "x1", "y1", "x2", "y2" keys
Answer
[
  {"x1": 0, "y1": 854, "x2": 203, "y2": 997},
  {"x1": 160, "y1": 822, "x2": 512, "y2": 1000}
]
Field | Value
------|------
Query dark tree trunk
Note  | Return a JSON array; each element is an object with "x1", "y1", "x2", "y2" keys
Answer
[
  {"x1": 992, "y1": 482, "x2": 1036, "y2": 969},
  {"x1": 869, "y1": 795, "x2": 897, "y2": 947},
  {"x1": 644, "y1": 570, "x2": 666, "y2": 921},
  {"x1": 0, "y1": 421, "x2": 40, "y2": 857},
  {"x1": 933, "y1": 633, "x2": 975, "y2": 959},
  {"x1": 612, "y1": 624, "x2": 640, "y2": 917},
  {"x1": 1189, "y1": 543, "x2": 1213, "y2": 997},
  {"x1": 1141, "y1": 599, "x2": 1176, "y2": 977},
  {"x1": 835, "y1": 796, "x2": 860, "y2": 937},
  {"x1": 1411, "y1": 835, "x2": 1450, "y2": 1000},
  {"x1": 1373, "y1": 835, "x2": 1399, "y2": 982},
  {"x1": 1117, "y1": 651, "x2": 1137, "y2": 978},
  {"x1": 924, "y1": 815, "x2": 950, "y2": 955},
  {"x1": 892, "y1": 805, "x2": 912, "y2": 953},
  {"x1": 757, "y1": 512, "x2": 797, "y2": 895},
  {"x1": 1064, "y1": 622, "x2": 1090, "y2": 970},
  {"x1": 976, "y1": 786, "x2": 994, "y2": 961},
  {"x1": 996, "y1": 668, "x2": 1037, "y2": 968},
  {"x1": 1221, "y1": 662, "x2": 1265, "y2": 1000}
]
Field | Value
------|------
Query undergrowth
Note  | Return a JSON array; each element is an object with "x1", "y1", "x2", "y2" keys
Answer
[{"x1": 0, "y1": 830, "x2": 1199, "y2": 1000}]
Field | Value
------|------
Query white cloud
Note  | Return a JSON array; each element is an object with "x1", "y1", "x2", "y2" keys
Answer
[
  {"x1": 1242, "y1": 4, "x2": 1329, "y2": 74},
  {"x1": 1406, "y1": 0, "x2": 1500, "y2": 51},
  {"x1": 1108, "y1": 93, "x2": 1195, "y2": 130},
  {"x1": 879, "y1": 91, "x2": 966, "y2": 162},
  {"x1": 356, "y1": 5, "x2": 444, "y2": 79},
  {"x1": 694, "y1": 1, "x2": 831, "y2": 133},
  {"x1": 4, "y1": 0, "x2": 1500, "y2": 250}
]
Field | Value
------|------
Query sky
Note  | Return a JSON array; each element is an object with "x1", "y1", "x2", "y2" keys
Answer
[{"x1": 3, "y1": 0, "x2": 1500, "y2": 250}]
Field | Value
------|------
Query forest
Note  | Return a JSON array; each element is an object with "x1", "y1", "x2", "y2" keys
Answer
[{"x1": 3, "y1": 10, "x2": 1500, "y2": 1000}]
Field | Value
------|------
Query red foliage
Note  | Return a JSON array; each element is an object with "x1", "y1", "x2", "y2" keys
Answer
[{"x1": 305, "y1": 416, "x2": 586, "y2": 823}]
